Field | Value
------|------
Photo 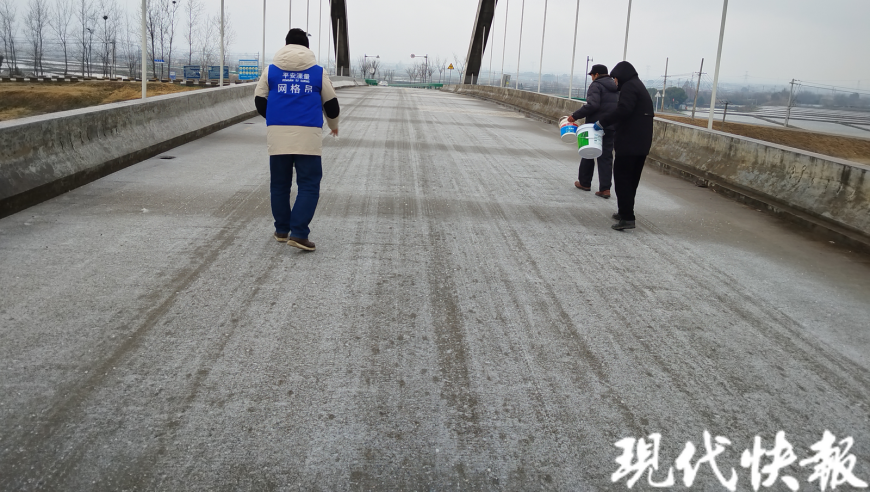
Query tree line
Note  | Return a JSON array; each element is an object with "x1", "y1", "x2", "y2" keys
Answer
[
  {"x1": 0, "y1": 0, "x2": 235, "y2": 80},
  {"x1": 354, "y1": 54, "x2": 468, "y2": 84}
]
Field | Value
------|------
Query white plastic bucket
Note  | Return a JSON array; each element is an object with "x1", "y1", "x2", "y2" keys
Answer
[
  {"x1": 559, "y1": 116, "x2": 578, "y2": 143},
  {"x1": 576, "y1": 123, "x2": 604, "y2": 158}
]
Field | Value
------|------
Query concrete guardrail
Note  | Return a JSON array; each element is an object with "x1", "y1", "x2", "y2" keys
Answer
[
  {"x1": 0, "y1": 78, "x2": 365, "y2": 219},
  {"x1": 0, "y1": 84, "x2": 256, "y2": 218},
  {"x1": 442, "y1": 84, "x2": 870, "y2": 250}
]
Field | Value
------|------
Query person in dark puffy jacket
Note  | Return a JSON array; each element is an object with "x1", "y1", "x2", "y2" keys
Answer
[
  {"x1": 567, "y1": 64, "x2": 618, "y2": 198},
  {"x1": 598, "y1": 61, "x2": 655, "y2": 231}
]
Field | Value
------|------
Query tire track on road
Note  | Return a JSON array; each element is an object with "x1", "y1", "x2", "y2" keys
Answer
[{"x1": 0, "y1": 181, "x2": 269, "y2": 490}]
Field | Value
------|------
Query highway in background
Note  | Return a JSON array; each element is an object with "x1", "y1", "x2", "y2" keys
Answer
[{"x1": 680, "y1": 106, "x2": 870, "y2": 138}]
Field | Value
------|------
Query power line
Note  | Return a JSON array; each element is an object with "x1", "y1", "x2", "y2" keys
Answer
[{"x1": 797, "y1": 80, "x2": 870, "y2": 96}]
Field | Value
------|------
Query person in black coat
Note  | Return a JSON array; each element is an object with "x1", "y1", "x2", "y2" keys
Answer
[
  {"x1": 567, "y1": 64, "x2": 618, "y2": 198},
  {"x1": 598, "y1": 61, "x2": 655, "y2": 231}
]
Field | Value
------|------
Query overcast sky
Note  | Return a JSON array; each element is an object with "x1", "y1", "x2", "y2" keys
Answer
[{"x1": 10, "y1": 0, "x2": 870, "y2": 89}]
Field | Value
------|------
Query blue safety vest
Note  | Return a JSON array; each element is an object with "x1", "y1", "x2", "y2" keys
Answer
[{"x1": 266, "y1": 64, "x2": 323, "y2": 128}]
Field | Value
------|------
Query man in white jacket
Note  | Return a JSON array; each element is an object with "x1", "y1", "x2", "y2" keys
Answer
[{"x1": 254, "y1": 28, "x2": 340, "y2": 252}]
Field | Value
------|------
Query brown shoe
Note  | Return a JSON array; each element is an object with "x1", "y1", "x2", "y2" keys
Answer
[
  {"x1": 595, "y1": 190, "x2": 611, "y2": 199},
  {"x1": 274, "y1": 232, "x2": 289, "y2": 242},
  {"x1": 574, "y1": 181, "x2": 591, "y2": 191},
  {"x1": 287, "y1": 236, "x2": 316, "y2": 251}
]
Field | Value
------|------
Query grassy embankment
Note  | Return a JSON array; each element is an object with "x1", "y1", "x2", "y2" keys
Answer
[{"x1": 0, "y1": 81, "x2": 202, "y2": 121}]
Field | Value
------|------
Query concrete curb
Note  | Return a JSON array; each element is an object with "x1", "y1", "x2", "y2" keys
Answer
[{"x1": 442, "y1": 84, "x2": 870, "y2": 251}]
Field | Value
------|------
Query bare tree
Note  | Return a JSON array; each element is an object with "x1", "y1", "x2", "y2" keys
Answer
[
  {"x1": 75, "y1": 0, "x2": 94, "y2": 76},
  {"x1": 369, "y1": 57, "x2": 380, "y2": 79},
  {"x1": 50, "y1": 0, "x2": 73, "y2": 75},
  {"x1": 163, "y1": 0, "x2": 179, "y2": 79},
  {"x1": 404, "y1": 63, "x2": 416, "y2": 82},
  {"x1": 95, "y1": 0, "x2": 119, "y2": 78},
  {"x1": 0, "y1": 0, "x2": 20, "y2": 76},
  {"x1": 434, "y1": 55, "x2": 445, "y2": 83},
  {"x1": 197, "y1": 12, "x2": 230, "y2": 80},
  {"x1": 355, "y1": 56, "x2": 379, "y2": 79},
  {"x1": 452, "y1": 52, "x2": 467, "y2": 83},
  {"x1": 214, "y1": 12, "x2": 237, "y2": 77},
  {"x1": 144, "y1": 0, "x2": 157, "y2": 78},
  {"x1": 355, "y1": 55, "x2": 366, "y2": 78},
  {"x1": 195, "y1": 12, "x2": 216, "y2": 79},
  {"x1": 425, "y1": 62, "x2": 435, "y2": 83},
  {"x1": 120, "y1": 12, "x2": 139, "y2": 78},
  {"x1": 25, "y1": 0, "x2": 49, "y2": 76},
  {"x1": 149, "y1": 0, "x2": 178, "y2": 79},
  {"x1": 183, "y1": 0, "x2": 202, "y2": 65},
  {"x1": 220, "y1": 11, "x2": 234, "y2": 68}
]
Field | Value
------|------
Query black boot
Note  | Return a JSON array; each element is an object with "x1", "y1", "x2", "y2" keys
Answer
[{"x1": 611, "y1": 219, "x2": 636, "y2": 231}]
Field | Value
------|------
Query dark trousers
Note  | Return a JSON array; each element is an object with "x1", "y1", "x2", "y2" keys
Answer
[
  {"x1": 270, "y1": 154, "x2": 322, "y2": 239},
  {"x1": 613, "y1": 154, "x2": 647, "y2": 222},
  {"x1": 578, "y1": 131, "x2": 615, "y2": 191}
]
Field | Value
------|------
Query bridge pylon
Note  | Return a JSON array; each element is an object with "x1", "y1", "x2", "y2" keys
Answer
[
  {"x1": 329, "y1": 0, "x2": 351, "y2": 77},
  {"x1": 463, "y1": 0, "x2": 498, "y2": 84}
]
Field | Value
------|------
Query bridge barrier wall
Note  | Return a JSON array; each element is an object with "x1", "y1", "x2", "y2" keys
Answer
[
  {"x1": 0, "y1": 79, "x2": 365, "y2": 218},
  {"x1": 0, "y1": 83, "x2": 257, "y2": 218},
  {"x1": 330, "y1": 76, "x2": 366, "y2": 89},
  {"x1": 443, "y1": 84, "x2": 585, "y2": 122},
  {"x1": 442, "y1": 84, "x2": 870, "y2": 248}
]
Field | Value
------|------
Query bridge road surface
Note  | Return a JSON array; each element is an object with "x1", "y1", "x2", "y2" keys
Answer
[{"x1": 1, "y1": 87, "x2": 870, "y2": 490}]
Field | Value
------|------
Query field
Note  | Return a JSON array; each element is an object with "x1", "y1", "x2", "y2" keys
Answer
[
  {"x1": 0, "y1": 81, "x2": 202, "y2": 121},
  {"x1": 656, "y1": 113, "x2": 870, "y2": 165}
]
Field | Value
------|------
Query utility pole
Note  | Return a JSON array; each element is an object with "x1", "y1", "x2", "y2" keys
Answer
[
  {"x1": 220, "y1": 0, "x2": 224, "y2": 87},
  {"x1": 337, "y1": 19, "x2": 342, "y2": 76},
  {"x1": 103, "y1": 15, "x2": 108, "y2": 78},
  {"x1": 707, "y1": 0, "x2": 729, "y2": 130},
  {"x1": 515, "y1": 0, "x2": 526, "y2": 90},
  {"x1": 567, "y1": 0, "x2": 580, "y2": 99},
  {"x1": 661, "y1": 57, "x2": 668, "y2": 111},
  {"x1": 784, "y1": 79, "x2": 796, "y2": 127},
  {"x1": 262, "y1": 0, "x2": 266, "y2": 74},
  {"x1": 622, "y1": 0, "x2": 632, "y2": 61},
  {"x1": 488, "y1": 11, "x2": 495, "y2": 86},
  {"x1": 691, "y1": 58, "x2": 704, "y2": 119},
  {"x1": 318, "y1": 0, "x2": 322, "y2": 62},
  {"x1": 537, "y1": 0, "x2": 548, "y2": 93},
  {"x1": 140, "y1": 0, "x2": 146, "y2": 97},
  {"x1": 289, "y1": 0, "x2": 292, "y2": 29},
  {"x1": 583, "y1": 56, "x2": 592, "y2": 94}
]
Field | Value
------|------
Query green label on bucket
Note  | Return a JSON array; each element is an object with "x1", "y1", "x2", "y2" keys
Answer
[{"x1": 577, "y1": 131, "x2": 589, "y2": 148}]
